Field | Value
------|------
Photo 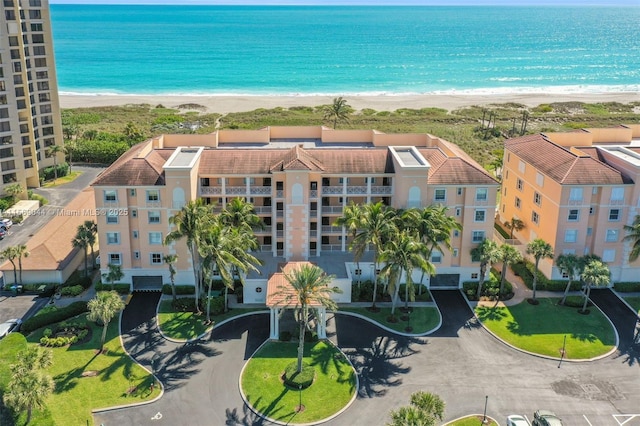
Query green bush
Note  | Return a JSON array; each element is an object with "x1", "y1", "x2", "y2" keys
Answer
[
  {"x1": 203, "y1": 296, "x2": 225, "y2": 316},
  {"x1": 162, "y1": 284, "x2": 195, "y2": 295},
  {"x1": 351, "y1": 280, "x2": 386, "y2": 302},
  {"x1": 463, "y1": 271, "x2": 513, "y2": 301},
  {"x1": 60, "y1": 285, "x2": 84, "y2": 297},
  {"x1": 64, "y1": 270, "x2": 93, "y2": 290},
  {"x1": 95, "y1": 283, "x2": 130, "y2": 294},
  {"x1": 398, "y1": 284, "x2": 432, "y2": 302},
  {"x1": 279, "y1": 331, "x2": 292, "y2": 342},
  {"x1": 614, "y1": 282, "x2": 640, "y2": 292},
  {"x1": 21, "y1": 301, "x2": 88, "y2": 335},
  {"x1": 40, "y1": 162, "x2": 70, "y2": 181},
  {"x1": 562, "y1": 296, "x2": 592, "y2": 308},
  {"x1": 512, "y1": 261, "x2": 580, "y2": 292},
  {"x1": 283, "y1": 362, "x2": 315, "y2": 389},
  {"x1": 0, "y1": 196, "x2": 13, "y2": 211},
  {"x1": 73, "y1": 137, "x2": 130, "y2": 164},
  {"x1": 172, "y1": 297, "x2": 196, "y2": 312}
]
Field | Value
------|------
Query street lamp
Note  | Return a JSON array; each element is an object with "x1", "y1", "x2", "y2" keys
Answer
[
  {"x1": 558, "y1": 335, "x2": 567, "y2": 368},
  {"x1": 482, "y1": 395, "x2": 488, "y2": 424},
  {"x1": 405, "y1": 309, "x2": 412, "y2": 333},
  {"x1": 296, "y1": 383, "x2": 303, "y2": 413}
]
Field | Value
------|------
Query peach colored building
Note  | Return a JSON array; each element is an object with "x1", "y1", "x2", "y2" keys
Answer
[
  {"x1": 92, "y1": 126, "x2": 498, "y2": 292},
  {"x1": 499, "y1": 125, "x2": 640, "y2": 283}
]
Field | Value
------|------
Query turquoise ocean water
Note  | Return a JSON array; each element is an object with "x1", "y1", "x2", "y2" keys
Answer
[{"x1": 50, "y1": 5, "x2": 640, "y2": 96}]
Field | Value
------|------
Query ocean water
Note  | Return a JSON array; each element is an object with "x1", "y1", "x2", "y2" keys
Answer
[{"x1": 50, "y1": 5, "x2": 640, "y2": 96}]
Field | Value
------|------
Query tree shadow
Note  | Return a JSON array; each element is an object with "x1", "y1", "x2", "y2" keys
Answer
[
  {"x1": 225, "y1": 403, "x2": 265, "y2": 426},
  {"x1": 570, "y1": 332, "x2": 597, "y2": 343},
  {"x1": 613, "y1": 343, "x2": 640, "y2": 367},
  {"x1": 475, "y1": 306, "x2": 508, "y2": 323},
  {"x1": 209, "y1": 313, "x2": 270, "y2": 360}
]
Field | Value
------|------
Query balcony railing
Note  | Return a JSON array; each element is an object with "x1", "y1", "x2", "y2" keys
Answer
[
  {"x1": 250, "y1": 186, "x2": 272, "y2": 195},
  {"x1": 321, "y1": 226, "x2": 342, "y2": 233},
  {"x1": 309, "y1": 230, "x2": 317, "y2": 237},
  {"x1": 260, "y1": 245, "x2": 272, "y2": 252},
  {"x1": 371, "y1": 185, "x2": 393, "y2": 194},
  {"x1": 226, "y1": 186, "x2": 248, "y2": 195},
  {"x1": 310, "y1": 190, "x2": 318, "y2": 198},
  {"x1": 253, "y1": 206, "x2": 272, "y2": 214},
  {"x1": 321, "y1": 206, "x2": 343, "y2": 214},
  {"x1": 276, "y1": 210, "x2": 284, "y2": 218},
  {"x1": 276, "y1": 230, "x2": 284, "y2": 237},
  {"x1": 321, "y1": 244, "x2": 343, "y2": 251},
  {"x1": 255, "y1": 226, "x2": 272, "y2": 234},
  {"x1": 276, "y1": 190, "x2": 284, "y2": 198},
  {"x1": 200, "y1": 186, "x2": 222, "y2": 195},
  {"x1": 322, "y1": 186, "x2": 344, "y2": 195},
  {"x1": 610, "y1": 199, "x2": 624, "y2": 205}
]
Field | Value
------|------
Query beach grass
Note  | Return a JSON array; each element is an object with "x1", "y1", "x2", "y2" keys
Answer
[{"x1": 475, "y1": 298, "x2": 615, "y2": 359}]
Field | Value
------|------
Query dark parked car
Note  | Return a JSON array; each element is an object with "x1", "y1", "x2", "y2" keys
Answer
[{"x1": 533, "y1": 410, "x2": 564, "y2": 426}]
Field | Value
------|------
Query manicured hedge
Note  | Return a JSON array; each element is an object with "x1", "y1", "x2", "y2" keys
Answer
[
  {"x1": 162, "y1": 284, "x2": 195, "y2": 295},
  {"x1": 60, "y1": 285, "x2": 84, "y2": 297},
  {"x1": 614, "y1": 282, "x2": 640, "y2": 292},
  {"x1": 511, "y1": 261, "x2": 581, "y2": 292},
  {"x1": 95, "y1": 283, "x2": 130, "y2": 294},
  {"x1": 21, "y1": 301, "x2": 88, "y2": 335},
  {"x1": 40, "y1": 162, "x2": 70, "y2": 181}
]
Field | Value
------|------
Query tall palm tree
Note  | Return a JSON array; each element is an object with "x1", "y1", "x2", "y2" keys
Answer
[
  {"x1": 580, "y1": 259, "x2": 610, "y2": 313},
  {"x1": 102, "y1": 263, "x2": 124, "y2": 291},
  {"x1": 387, "y1": 391, "x2": 445, "y2": 426},
  {"x1": 498, "y1": 244, "x2": 522, "y2": 297},
  {"x1": 1, "y1": 246, "x2": 19, "y2": 287},
  {"x1": 623, "y1": 214, "x2": 640, "y2": 262},
  {"x1": 278, "y1": 264, "x2": 340, "y2": 373},
  {"x1": 333, "y1": 202, "x2": 363, "y2": 283},
  {"x1": 72, "y1": 227, "x2": 91, "y2": 277},
  {"x1": 526, "y1": 238, "x2": 554, "y2": 303},
  {"x1": 470, "y1": 238, "x2": 501, "y2": 299},
  {"x1": 16, "y1": 244, "x2": 29, "y2": 285},
  {"x1": 46, "y1": 144, "x2": 66, "y2": 181},
  {"x1": 504, "y1": 217, "x2": 525, "y2": 240},
  {"x1": 163, "y1": 254, "x2": 178, "y2": 305},
  {"x1": 556, "y1": 253, "x2": 581, "y2": 305},
  {"x1": 219, "y1": 197, "x2": 264, "y2": 232},
  {"x1": 88, "y1": 290, "x2": 126, "y2": 351},
  {"x1": 4, "y1": 366, "x2": 54, "y2": 425},
  {"x1": 165, "y1": 199, "x2": 211, "y2": 314},
  {"x1": 323, "y1": 96, "x2": 351, "y2": 129},
  {"x1": 81, "y1": 220, "x2": 98, "y2": 269},
  {"x1": 353, "y1": 202, "x2": 398, "y2": 310},
  {"x1": 379, "y1": 231, "x2": 432, "y2": 315}
]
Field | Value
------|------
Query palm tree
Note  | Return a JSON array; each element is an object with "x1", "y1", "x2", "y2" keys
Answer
[
  {"x1": 623, "y1": 214, "x2": 640, "y2": 262},
  {"x1": 4, "y1": 367, "x2": 54, "y2": 424},
  {"x1": 333, "y1": 202, "x2": 363, "y2": 283},
  {"x1": 219, "y1": 197, "x2": 264, "y2": 232},
  {"x1": 72, "y1": 226, "x2": 91, "y2": 277},
  {"x1": 470, "y1": 238, "x2": 501, "y2": 299},
  {"x1": 526, "y1": 238, "x2": 554, "y2": 303},
  {"x1": 165, "y1": 199, "x2": 211, "y2": 314},
  {"x1": 323, "y1": 96, "x2": 351, "y2": 129},
  {"x1": 81, "y1": 220, "x2": 98, "y2": 269},
  {"x1": 46, "y1": 144, "x2": 66, "y2": 181},
  {"x1": 498, "y1": 244, "x2": 522, "y2": 297},
  {"x1": 4, "y1": 182, "x2": 23, "y2": 201},
  {"x1": 556, "y1": 253, "x2": 581, "y2": 305},
  {"x1": 379, "y1": 231, "x2": 432, "y2": 316},
  {"x1": 163, "y1": 254, "x2": 178, "y2": 305},
  {"x1": 353, "y1": 202, "x2": 398, "y2": 310},
  {"x1": 16, "y1": 244, "x2": 29, "y2": 285},
  {"x1": 1, "y1": 246, "x2": 19, "y2": 286},
  {"x1": 504, "y1": 217, "x2": 525, "y2": 240},
  {"x1": 278, "y1": 264, "x2": 340, "y2": 373},
  {"x1": 87, "y1": 290, "x2": 126, "y2": 351},
  {"x1": 102, "y1": 263, "x2": 124, "y2": 291},
  {"x1": 387, "y1": 391, "x2": 445, "y2": 426},
  {"x1": 580, "y1": 259, "x2": 610, "y2": 314}
]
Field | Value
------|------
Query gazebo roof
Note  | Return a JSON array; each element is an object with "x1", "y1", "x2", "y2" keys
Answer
[{"x1": 266, "y1": 261, "x2": 322, "y2": 308}]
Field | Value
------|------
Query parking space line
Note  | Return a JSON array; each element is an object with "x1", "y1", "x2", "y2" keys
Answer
[
  {"x1": 613, "y1": 414, "x2": 640, "y2": 425},
  {"x1": 524, "y1": 415, "x2": 531, "y2": 424},
  {"x1": 583, "y1": 415, "x2": 593, "y2": 426}
]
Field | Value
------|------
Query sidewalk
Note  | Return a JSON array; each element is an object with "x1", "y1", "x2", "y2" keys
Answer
[{"x1": 49, "y1": 270, "x2": 101, "y2": 309}]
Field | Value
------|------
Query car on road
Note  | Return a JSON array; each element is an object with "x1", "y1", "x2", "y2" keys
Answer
[
  {"x1": 532, "y1": 410, "x2": 564, "y2": 426},
  {"x1": 507, "y1": 415, "x2": 531, "y2": 426},
  {"x1": 0, "y1": 228, "x2": 5, "y2": 239},
  {"x1": 0, "y1": 318, "x2": 22, "y2": 339},
  {"x1": 0, "y1": 218, "x2": 12, "y2": 229}
]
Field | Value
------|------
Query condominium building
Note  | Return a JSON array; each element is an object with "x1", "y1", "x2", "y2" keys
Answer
[
  {"x1": 0, "y1": 0, "x2": 64, "y2": 193},
  {"x1": 92, "y1": 126, "x2": 498, "y2": 293},
  {"x1": 499, "y1": 124, "x2": 640, "y2": 283}
]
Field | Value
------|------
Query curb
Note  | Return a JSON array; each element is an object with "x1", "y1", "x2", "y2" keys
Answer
[{"x1": 443, "y1": 414, "x2": 499, "y2": 425}]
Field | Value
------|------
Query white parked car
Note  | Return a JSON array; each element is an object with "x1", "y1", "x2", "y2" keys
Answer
[
  {"x1": 507, "y1": 415, "x2": 531, "y2": 426},
  {"x1": 0, "y1": 218, "x2": 12, "y2": 229},
  {"x1": 0, "y1": 318, "x2": 22, "y2": 339}
]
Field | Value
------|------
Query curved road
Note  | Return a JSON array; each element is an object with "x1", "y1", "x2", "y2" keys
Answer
[{"x1": 95, "y1": 290, "x2": 640, "y2": 426}]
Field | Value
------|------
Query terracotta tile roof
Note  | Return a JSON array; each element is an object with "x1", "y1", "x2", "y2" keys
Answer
[
  {"x1": 419, "y1": 148, "x2": 497, "y2": 185},
  {"x1": 270, "y1": 145, "x2": 325, "y2": 172},
  {"x1": 505, "y1": 134, "x2": 627, "y2": 185},
  {"x1": 92, "y1": 142, "x2": 172, "y2": 186},
  {"x1": 1, "y1": 188, "x2": 96, "y2": 272},
  {"x1": 311, "y1": 149, "x2": 392, "y2": 174},
  {"x1": 266, "y1": 261, "x2": 323, "y2": 308}
]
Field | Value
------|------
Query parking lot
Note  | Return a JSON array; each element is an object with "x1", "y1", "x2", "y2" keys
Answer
[{"x1": 0, "y1": 291, "x2": 48, "y2": 324}]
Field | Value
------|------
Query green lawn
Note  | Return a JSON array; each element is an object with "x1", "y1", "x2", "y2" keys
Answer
[
  {"x1": 42, "y1": 171, "x2": 82, "y2": 188},
  {"x1": 475, "y1": 298, "x2": 615, "y2": 359},
  {"x1": 623, "y1": 296, "x2": 640, "y2": 314},
  {"x1": 241, "y1": 341, "x2": 356, "y2": 424},
  {"x1": 445, "y1": 415, "x2": 498, "y2": 426},
  {"x1": 22, "y1": 315, "x2": 160, "y2": 426},
  {"x1": 157, "y1": 300, "x2": 266, "y2": 341},
  {"x1": 340, "y1": 306, "x2": 440, "y2": 334}
]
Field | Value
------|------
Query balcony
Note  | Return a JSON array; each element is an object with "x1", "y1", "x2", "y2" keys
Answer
[
  {"x1": 322, "y1": 186, "x2": 344, "y2": 195},
  {"x1": 255, "y1": 226, "x2": 272, "y2": 234},
  {"x1": 276, "y1": 230, "x2": 284, "y2": 238},
  {"x1": 200, "y1": 186, "x2": 222, "y2": 196},
  {"x1": 260, "y1": 245, "x2": 272, "y2": 252},
  {"x1": 226, "y1": 186, "x2": 248, "y2": 195},
  {"x1": 310, "y1": 190, "x2": 318, "y2": 199},
  {"x1": 321, "y1": 244, "x2": 343, "y2": 252},
  {"x1": 250, "y1": 186, "x2": 272, "y2": 195},
  {"x1": 321, "y1": 225, "x2": 342, "y2": 234},
  {"x1": 309, "y1": 230, "x2": 318, "y2": 237},
  {"x1": 254, "y1": 206, "x2": 272, "y2": 214},
  {"x1": 371, "y1": 185, "x2": 393, "y2": 195},
  {"x1": 321, "y1": 206, "x2": 343, "y2": 214}
]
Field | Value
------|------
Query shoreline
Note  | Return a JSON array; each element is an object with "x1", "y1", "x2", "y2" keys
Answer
[{"x1": 59, "y1": 92, "x2": 640, "y2": 114}]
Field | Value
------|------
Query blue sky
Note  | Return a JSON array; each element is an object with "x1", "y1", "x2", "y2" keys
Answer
[{"x1": 49, "y1": 0, "x2": 640, "y2": 5}]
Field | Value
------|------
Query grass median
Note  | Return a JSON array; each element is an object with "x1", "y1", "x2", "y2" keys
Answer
[
  {"x1": 475, "y1": 298, "x2": 615, "y2": 359},
  {"x1": 340, "y1": 306, "x2": 440, "y2": 335},
  {"x1": 623, "y1": 296, "x2": 640, "y2": 314}
]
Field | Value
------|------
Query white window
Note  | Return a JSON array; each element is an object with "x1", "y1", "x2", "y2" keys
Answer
[
  {"x1": 129, "y1": 188, "x2": 136, "y2": 197},
  {"x1": 592, "y1": 186, "x2": 599, "y2": 195},
  {"x1": 431, "y1": 251, "x2": 442, "y2": 263},
  {"x1": 562, "y1": 249, "x2": 576, "y2": 255},
  {"x1": 515, "y1": 197, "x2": 521, "y2": 209},
  {"x1": 108, "y1": 253, "x2": 121, "y2": 265},
  {"x1": 455, "y1": 208, "x2": 461, "y2": 216},
  {"x1": 602, "y1": 249, "x2": 616, "y2": 263},
  {"x1": 106, "y1": 213, "x2": 118, "y2": 224},
  {"x1": 106, "y1": 232, "x2": 119, "y2": 244},
  {"x1": 518, "y1": 160, "x2": 525, "y2": 173},
  {"x1": 104, "y1": 190, "x2": 117, "y2": 202},
  {"x1": 146, "y1": 189, "x2": 160, "y2": 202},
  {"x1": 434, "y1": 188, "x2": 446, "y2": 202},
  {"x1": 244, "y1": 177, "x2": 255, "y2": 185},
  {"x1": 365, "y1": 177, "x2": 376, "y2": 184},
  {"x1": 148, "y1": 211, "x2": 160, "y2": 224},
  {"x1": 149, "y1": 232, "x2": 163, "y2": 245},
  {"x1": 150, "y1": 253, "x2": 163, "y2": 264},
  {"x1": 338, "y1": 177, "x2": 350, "y2": 184},
  {"x1": 536, "y1": 172, "x2": 544, "y2": 187},
  {"x1": 534, "y1": 192, "x2": 542, "y2": 206},
  {"x1": 567, "y1": 209, "x2": 579, "y2": 221},
  {"x1": 134, "y1": 251, "x2": 140, "y2": 259},
  {"x1": 131, "y1": 209, "x2": 138, "y2": 218},
  {"x1": 564, "y1": 229, "x2": 578, "y2": 243},
  {"x1": 132, "y1": 230, "x2": 138, "y2": 239},
  {"x1": 569, "y1": 188, "x2": 583, "y2": 202},
  {"x1": 516, "y1": 178, "x2": 523, "y2": 191},
  {"x1": 453, "y1": 248, "x2": 459, "y2": 257},
  {"x1": 605, "y1": 229, "x2": 619, "y2": 242},
  {"x1": 532, "y1": 211, "x2": 539, "y2": 224},
  {"x1": 611, "y1": 187, "x2": 624, "y2": 202},
  {"x1": 216, "y1": 178, "x2": 225, "y2": 185},
  {"x1": 609, "y1": 209, "x2": 620, "y2": 221},
  {"x1": 475, "y1": 188, "x2": 488, "y2": 201},
  {"x1": 474, "y1": 209, "x2": 486, "y2": 222},
  {"x1": 472, "y1": 231, "x2": 485, "y2": 243}
]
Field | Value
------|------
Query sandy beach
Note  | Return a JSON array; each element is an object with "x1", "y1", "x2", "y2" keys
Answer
[{"x1": 59, "y1": 92, "x2": 640, "y2": 114}]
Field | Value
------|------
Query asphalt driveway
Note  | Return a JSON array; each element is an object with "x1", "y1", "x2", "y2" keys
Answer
[{"x1": 95, "y1": 290, "x2": 640, "y2": 426}]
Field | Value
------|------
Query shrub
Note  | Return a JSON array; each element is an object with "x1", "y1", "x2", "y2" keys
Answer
[
  {"x1": 512, "y1": 261, "x2": 579, "y2": 292},
  {"x1": 203, "y1": 296, "x2": 225, "y2": 316},
  {"x1": 95, "y1": 283, "x2": 130, "y2": 294},
  {"x1": 40, "y1": 162, "x2": 70, "y2": 181},
  {"x1": 161, "y1": 284, "x2": 195, "y2": 295},
  {"x1": 21, "y1": 301, "x2": 88, "y2": 334},
  {"x1": 60, "y1": 285, "x2": 84, "y2": 297},
  {"x1": 64, "y1": 270, "x2": 93, "y2": 290},
  {"x1": 283, "y1": 362, "x2": 315, "y2": 389},
  {"x1": 614, "y1": 282, "x2": 640, "y2": 292},
  {"x1": 172, "y1": 297, "x2": 196, "y2": 312},
  {"x1": 43, "y1": 328, "x2": 52, "y2": 338},
  {"x1": 279, "y1": 331, "x2": 292, "y2": 342},
  {"x1": 462, "y1": 272, "x2": 513, "y2": 301},
  {"x1": 563, "y1": 296, "x2": 592, "y2": 308},
  {"x1": 398, "y1": 284, "x2": 432, "y2": 302}
]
